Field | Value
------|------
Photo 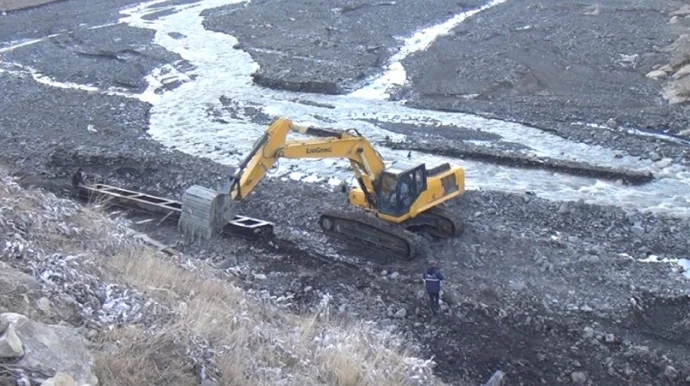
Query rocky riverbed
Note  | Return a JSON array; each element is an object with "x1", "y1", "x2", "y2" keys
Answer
[{"x1": 1, "y1": 0, "x2": 690, "y2": 385}]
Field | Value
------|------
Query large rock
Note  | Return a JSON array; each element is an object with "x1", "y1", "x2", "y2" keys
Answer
[
  {"x1": 0, "y1": 323, "x2": 24, "y2": 358},
  {"x1": 671, "y1": 4, "x2": 690, "y2": 17},
  {"x1": 0, "y1": 313, "x2": 97, "y2": 386},
  {"x1": 42, "y1": 372, "x2": 79, "y2": 386},
  {"x1": 252, "y1": 73, "x2": 341, "y2": 94},
  {"x1": 0, "y1": 261, "x2": 41, "y2": 293},
  {"x1": 571, "y1": 371, "x2": 587, "y2": 384},
  {"x1": 646, "y1": 70, "x2": 667, "y2": 79},
  {"x1": 673, "y1": 64, "x2": 690, "y2": 79}
]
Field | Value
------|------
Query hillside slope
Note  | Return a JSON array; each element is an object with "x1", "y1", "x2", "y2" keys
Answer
[{"x1": 0, "y1": 171, "x2": 444, "y2": 386}]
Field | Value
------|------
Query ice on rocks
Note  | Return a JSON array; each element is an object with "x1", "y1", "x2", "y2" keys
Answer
[{"x1": 0, "y1": 174, "x2": 440, "y2": 385}]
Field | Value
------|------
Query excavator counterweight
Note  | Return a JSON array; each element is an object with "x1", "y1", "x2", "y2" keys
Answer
[{"x1": 178, "y1": 117, "x2": 466, "y2": 260}]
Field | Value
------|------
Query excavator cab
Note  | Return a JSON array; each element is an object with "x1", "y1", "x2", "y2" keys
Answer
[{"x1": 375, "y1": 162, "x2": 428, "y2": 217}]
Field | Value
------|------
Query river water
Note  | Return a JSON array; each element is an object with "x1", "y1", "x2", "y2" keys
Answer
[
  {"x1": 2, "y1": 0, "x2": 688, "y2": 217},
  {"x1": 117, "y1": 0, "x2": 690, "y2": 217}
]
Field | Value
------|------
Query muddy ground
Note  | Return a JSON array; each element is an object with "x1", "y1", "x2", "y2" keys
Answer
[{"x1": 1, "y1": 0, "x2": 690, "y2": 385}]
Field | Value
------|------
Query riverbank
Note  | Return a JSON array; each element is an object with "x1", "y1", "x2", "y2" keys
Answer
[{"x1": 1, "y1": 0, "x2": 690, "y2": 384}]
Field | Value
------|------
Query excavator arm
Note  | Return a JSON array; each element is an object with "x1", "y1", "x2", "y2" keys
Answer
[
  {"x1": 178, "y1": 116, "x2": 465, "y2": 260},
  {"x1": 178, "y1": 117, "x2": 389, "y2": 240},
  {"x1": 227, "y1": 117, "x2": 386, "y2": 205}
]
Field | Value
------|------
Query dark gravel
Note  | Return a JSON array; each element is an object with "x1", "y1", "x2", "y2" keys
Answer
[
  {"x1": 2, "y1": 0, "x2": 690, "y2": 385},
  {"x1": 0, "y1": 0, "x2": 143, "y2": 44},
  {"x1": 370, "y1": 120, "x2": 510, "y2": 144},
  {"x1": 398, "y1": 0, "x2": 690, "y2": 136},
  {"x1": 0, "y1": 73, "x2": 154, "y2": 173},
  {"x1": 553, "y1": 122, "x2": 690, "y2": 164},
  {"x1": 201, "y1": 0, "x2": 487, "y2": 93},
  {"x1": 2, "y1": 23, "x2": 185, "y2": 92}
]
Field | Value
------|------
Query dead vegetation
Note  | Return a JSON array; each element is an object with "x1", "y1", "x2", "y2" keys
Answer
[
  {"x1": 94, "y1": 244, "x2": 438, "y2": 386},
  {"x1": 0, "y1": 172, "x2": 442, "y2": 386},
  {"x1": 93, "y1": 325, "x2": 197, "y2": 386}
]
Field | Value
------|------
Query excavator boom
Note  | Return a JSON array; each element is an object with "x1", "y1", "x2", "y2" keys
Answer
[
  {"x1": 178, "y1": 117, "x2": 466, "y2": 260},
  {"x1": 226, "y1": 118, "x2": 384, "y2": 203}
]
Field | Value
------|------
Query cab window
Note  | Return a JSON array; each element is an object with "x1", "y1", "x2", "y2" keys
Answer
[
  {"x1": 376, "y1": 172, "x2": 399, "y2": 214},
  {"x1": 414, "y1": 168, "x2": 426, "y2": 192},
  {"x1": 398, "y1": 172, "x2": 414, "y2": 208}
]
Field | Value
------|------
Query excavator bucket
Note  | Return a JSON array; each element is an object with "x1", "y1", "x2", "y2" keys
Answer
[{"x1": 178, "y1": 185, "x2": 238, "y2": 241}]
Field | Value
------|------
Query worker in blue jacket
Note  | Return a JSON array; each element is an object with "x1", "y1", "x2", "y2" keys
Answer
[{"x1": 423, "y1": 261, "x2": 444, "y2": 315}]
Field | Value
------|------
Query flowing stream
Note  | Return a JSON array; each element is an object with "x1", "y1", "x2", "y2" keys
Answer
[
  {"x1": 2, "y1": 0, "x2": 689, "y2": 217},
  {"x1": 117, "y1": 0, "x2": 690, "y2": 217}
]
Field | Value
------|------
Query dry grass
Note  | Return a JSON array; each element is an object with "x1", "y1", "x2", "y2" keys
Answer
[
  {"x1": 93, "y1": 325, "x2": 197, "y2": 386},
  {"x1": 95, "y1": 245, "x2": 437, "y2": 386},
  {"x1": 0, "y1": 173, "x2": 442, "y2": 386}
]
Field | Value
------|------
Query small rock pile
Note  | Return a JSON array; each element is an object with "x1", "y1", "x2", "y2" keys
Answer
[{"x1": 0, "y1": 312, "x2": 96, "y2": 386}]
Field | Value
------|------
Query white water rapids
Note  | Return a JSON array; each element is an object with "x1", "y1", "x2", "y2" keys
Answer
[
  {"x1": 1, "y1": 0, "x2": 689, "y2": 219},
  {"x1": 117, "y1": 0, "x2": 690, "y2": 217}
]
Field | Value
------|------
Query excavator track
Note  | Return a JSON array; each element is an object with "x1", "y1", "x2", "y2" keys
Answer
[
  {"x1": 318, "y1": 209, "x2": 429, "y2": 260},
  {"x1": 403, "y1": 206, "x2": 464, "y2": 239}
]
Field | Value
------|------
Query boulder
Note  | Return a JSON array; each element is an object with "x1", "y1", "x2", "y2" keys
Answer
[
  {"x1": 0, "y1": 324, "x2": 24, "y2": 358},
  {"x1": 660, "y1": 64, "x2": 673, "y2": 73},
  {"x1": 673, "y1": 64, "x2": 690, "y2": 79},
  {"x1": 252, "y1": 73, "x2": 341, "y2": 95},
  {"x1": 662, "y1": 80, "x2": 690, "y2": 104},
  {"x1": 41, "y1": 372, "x2": 78, "y2": 386},
  {"x1": 0, "y1": 261, "x2": 41, "y2": 293},
  {"x1": 571, "y1": 371, "x2": 587, "y2": 384},
  {"x1": 645, "y1": 70, "x2": 667, "y2": 79},
  {"x1": 671, "y1": 4, "x2": 690, "y2": 17},
  {"x1": 0, "y1": 313, "x2": 97, "y2": 386},
  {"x1": 665, "y1": 34, "x2": 690, "y2": 50}
]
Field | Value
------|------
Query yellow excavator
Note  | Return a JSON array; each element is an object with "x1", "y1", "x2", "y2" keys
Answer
[{"x1": 178, "y1": 117, "x2": 466, "y2": 259}]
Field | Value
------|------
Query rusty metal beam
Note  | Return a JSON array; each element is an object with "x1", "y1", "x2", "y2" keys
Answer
[{"x1": 74, "y1": 182, "x2": 274, "y2": 238}]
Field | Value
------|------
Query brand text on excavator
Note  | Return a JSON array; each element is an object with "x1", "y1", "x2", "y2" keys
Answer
[{"x1": 307, "y1": 147, "x2": 333, "y2": 154}]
